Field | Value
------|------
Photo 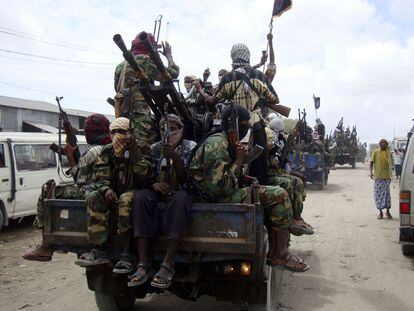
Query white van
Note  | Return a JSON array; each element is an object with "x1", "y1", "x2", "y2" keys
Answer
[
  {"x1": 399, "y1": 134, "x2": 414, "y2": 255},
  {"x1": 0, "y1": 132, "x2": 87, "y2": 231}
]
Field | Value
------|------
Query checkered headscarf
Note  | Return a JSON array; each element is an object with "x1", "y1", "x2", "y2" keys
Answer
[{"x1": 231, "y1": 43, "x2": 250, "y2": 68}]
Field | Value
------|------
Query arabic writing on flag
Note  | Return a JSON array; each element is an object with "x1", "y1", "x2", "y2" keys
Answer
[
  {"x1": 313, "y1": 94, "x2": 321, "y2": 110},
  {"x1": 272, "y1": 0, "x2": 292, "y2": 17}
]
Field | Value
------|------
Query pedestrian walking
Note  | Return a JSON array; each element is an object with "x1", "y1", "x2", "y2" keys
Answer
[
  {"x1": 370, "y1": 139, "x2": 394, "y2": 219},
  {"x1": 393, "y1": 148, "x2": 402, "y2": 179}
]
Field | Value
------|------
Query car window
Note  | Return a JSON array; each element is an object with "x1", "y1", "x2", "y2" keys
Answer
[
  {"x1": 0, "y1": 144, "x2": 5, "y2": 168},
  {"x1": 14, "y1": 144, "x2": 57, "y2": 171},
  {"x1": 60, "y1": 144, "x2": 89, "y2": 168}
]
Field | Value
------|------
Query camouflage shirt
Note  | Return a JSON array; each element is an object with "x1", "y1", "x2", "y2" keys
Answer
[
  {"x1": 74, "y1": 145, "x2": 104, "y2": 187},
  {"x1": 115, "y1": 54, "x2": 180, "y2": 100},
  {"x1": 90, "y1": 143, "x2": 152, "y2": 196},
  {"x1": 189, "y1": 132, "x2": 244, "y2": 201}
]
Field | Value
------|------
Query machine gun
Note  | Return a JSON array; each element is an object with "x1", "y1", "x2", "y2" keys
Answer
[
  {"x1": 113, "y1": 32, "x2": 198, "y2": 140},
  {"x1": 49, "y1": 96, "x2": 80, "y2": 169}
]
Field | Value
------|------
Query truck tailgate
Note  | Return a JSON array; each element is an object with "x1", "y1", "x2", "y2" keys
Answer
[{"x1": 43, "y1": 199, "x2": 258, "y2": 255}]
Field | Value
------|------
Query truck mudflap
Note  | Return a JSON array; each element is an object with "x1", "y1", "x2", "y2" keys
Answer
[{"x1": 43, "y1": 199, "x2": 260, "y2": 256}]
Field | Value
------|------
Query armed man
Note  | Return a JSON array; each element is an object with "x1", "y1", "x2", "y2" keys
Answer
[
  {"x1": 201, "y1": 43, "x2": 289, "y2": 185},
  {"x1": 23, "y1": 114, "x2": 111, "y2": 262},
  {"x1": 129, "y1": 114, "x2": 196, "y2": 289},
  {"x1": 189, "y1": 105, "x2": 309, "y2": 272},
  {"x1": 76, "y1": 117, "x2": 152, "y2": 270},
  {"x1": 113, "y1": 32, "x2": 179, "y2": 157},
  {"x1": 266, "y1": 117, "x2": 314, "y2": 235}
]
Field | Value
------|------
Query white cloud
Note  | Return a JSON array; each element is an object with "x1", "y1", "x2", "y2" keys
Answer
[{"x1": 0, "y1": 0, "x2": 413, "y2": 142}]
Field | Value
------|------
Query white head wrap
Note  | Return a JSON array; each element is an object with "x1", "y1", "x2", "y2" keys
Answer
[
  {"x1": 231, "y1": 43, "x2": 250, "y2": 67},
  {"x1": 269, "y1": 118, "x2": 285, "y2": 133}
]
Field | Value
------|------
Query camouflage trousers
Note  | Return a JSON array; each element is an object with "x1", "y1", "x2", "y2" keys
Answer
[
  {"x1": 222, "y1": 185, "x2": 292, "y2": 229},
  {"x1": 269, "y1": 174, "x2": 306, "y2": 220},
  {"x1": 86, "y1": 190, "x2": 135, "y2": 246},
  {"x1": 120, "y1": 98, "x2": 158, "y2": 157},
  {"x1": 34, "y1": 182, "x2": 84, "y2": 229}
]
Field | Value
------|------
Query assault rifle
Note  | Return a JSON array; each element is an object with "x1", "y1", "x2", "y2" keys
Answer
[
  {"x1": 280, "y1": 109, "x2": 306, "y2": 169},
  {"x1": 121, "y1": 88, "x2": 135, "y2": 190},
  {"x1": 226, "y1": 101, "x2": 263, "y2": 164},
  {"x1": 162, "y1": 103, "x2": 171, "y2": 184},
  {"x1": 49, "y1": 96, "x2": 80, "y2": 168}
]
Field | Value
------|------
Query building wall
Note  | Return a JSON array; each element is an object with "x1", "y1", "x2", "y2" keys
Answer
[
  {"x1": 0, "y1": 105, "x2": 80, "y2": 132},
  {"x1": 0, "y1": 105, "x2": 18, "y2": 131}
]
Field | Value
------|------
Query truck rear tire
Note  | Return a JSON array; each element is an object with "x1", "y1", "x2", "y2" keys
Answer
[
  {"x1": 95, "y1": 292, "x2": 135, "y2": 311},
  {"x1": 0, "y1": 209, "x2": 4, "y2": 232},
  {"x1": 248, "y1": 266, "x2": 278, "y2": 311},
  {"x1": 401, "y1": 244, "x2": 414, "y2": 256}
]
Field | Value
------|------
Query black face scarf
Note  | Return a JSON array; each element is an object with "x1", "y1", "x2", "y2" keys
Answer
[{"x1": 221, "y1": 105, "x2": 251, "y2": 139}]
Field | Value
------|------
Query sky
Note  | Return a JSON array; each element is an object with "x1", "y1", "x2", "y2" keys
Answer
[{"x1": 0, "y1": 0, "x2": 413, "y2": 144}]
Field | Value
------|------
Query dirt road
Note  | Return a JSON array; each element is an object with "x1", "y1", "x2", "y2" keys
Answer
[{"x1": 1, "y1": 163, "x2": 413, "y2": 311}]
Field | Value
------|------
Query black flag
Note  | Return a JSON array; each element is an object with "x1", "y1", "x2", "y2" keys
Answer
[
  {"x1": 336, "y1": 117, "x2": 343, "y2": 131},
  {"x1": 272, "y1": 0, "x2": 292, "y2": 17},
  {"x1": 313, "y1": 94, "x2": 320, "y2": 110}
]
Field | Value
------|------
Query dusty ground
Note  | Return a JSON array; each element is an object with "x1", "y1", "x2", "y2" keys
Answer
[{"x1": 1, "y1": 163, "x2": 413, "y2": 311}]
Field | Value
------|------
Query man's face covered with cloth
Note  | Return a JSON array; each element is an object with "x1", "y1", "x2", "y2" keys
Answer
[
  {"x1": 110, "y1": 117, "x2": 131, "y2": 158},
  {"x1": 159, "y1": 114, "x2": 184, "y2": 148}
]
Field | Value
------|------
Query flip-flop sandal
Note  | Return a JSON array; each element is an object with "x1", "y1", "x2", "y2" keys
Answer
[
  {"x1": 151, "y1": 262, "x2": 175, "y2": 289},
  {"x1": 271, "y1": 253, "x2": 309, "y2": 272},
  {"x1": 377, "y1": 214, "x2": 384, "y2": 220},
  {"x1": 127, "y1": 263, "x2": 154, "y2": 287},
  {"x1": 292, "y1": 220, "x2": 315, "y2": 235},
  {"x1": 74, "y1": 249, "x2": 110, "y2": 267},
  {"x1": 387, "y1": 214, "x2": 393, "y2": 219},
  {"x1": 22, "y1": 248, "x2": 52, "y2": 262},
  {"x1": 113, "y1": 253, "x2": 136, "y2": 274}
]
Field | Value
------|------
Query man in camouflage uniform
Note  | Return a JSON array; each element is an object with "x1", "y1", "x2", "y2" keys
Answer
[
  {"x1": 129, "y1": 114, "x2": 196, "y2": 288},
  {"x1": 189, "y1": 106, "x2": 309, "y2": 272},
  {"x1": 23, "y1": 114, "x2": 111, "y2": 262},
  {"x1": 266, "y1": 117, "x2": 314, "y2": 235},
  {"x1": 114, "y1": 32, "x2": 179, "y2": 157},
  {"x1": 76, "y1": 117, "x2": 152, "y2": 269},
  {"x1": 202, "y1": 43, "x2": 284, "y2": 185}
]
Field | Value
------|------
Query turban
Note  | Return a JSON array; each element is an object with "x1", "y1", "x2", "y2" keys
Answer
[
  {"x1": 110, "y1": 117, "x2": 130, "y2": 132},
  {"x1": 269, "y1": 118, "x2": 285, "y2": 133},
  {"x1": 131, "y1": 32, "x2": 157, "y2": 56},
  {"x1": 84, "y1": 114, "x2": 110, "y2": 132},
  {"x1": 231, "y1": 43, "x2": 250, "y2": 68}
]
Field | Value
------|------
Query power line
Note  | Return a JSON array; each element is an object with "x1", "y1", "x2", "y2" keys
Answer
[
  {"x1": 0, "y1": 48, "x2": 115, "y2": 66},
  {"x1": 0, "y1": 80, "x2": 103, "y2": 106},
  {"x1": 0, "y1": 26, "x2": 117, "y2": 55},
  {"x1": 0, "y1": 54, "x2": 116, "y2": 68}
]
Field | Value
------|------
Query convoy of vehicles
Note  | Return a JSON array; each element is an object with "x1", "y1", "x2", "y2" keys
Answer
[{"x1": 0, "y1": 132, "x2": 86, "y2": 231}]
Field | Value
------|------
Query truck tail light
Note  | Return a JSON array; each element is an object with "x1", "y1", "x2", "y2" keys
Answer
[{"x1": 400, "y1": 191, "x2": 411, "y2": 214}]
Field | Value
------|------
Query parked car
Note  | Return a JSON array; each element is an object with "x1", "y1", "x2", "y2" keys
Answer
[
  {"x1": 0, "y1": 132, "x2": 87, "y2": 231},
  {"x1": 399, "y1": 134, "x2": 414, "y2": 256}
]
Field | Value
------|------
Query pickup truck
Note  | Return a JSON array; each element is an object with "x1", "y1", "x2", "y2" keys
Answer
[{"x1": 42, "y1": 189, "x2": 280, "y2": 311}]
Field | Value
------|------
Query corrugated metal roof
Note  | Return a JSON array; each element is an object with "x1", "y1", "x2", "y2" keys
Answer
[{"x1": 0, "y1": 95, "x2": 114, "y2": 120}]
